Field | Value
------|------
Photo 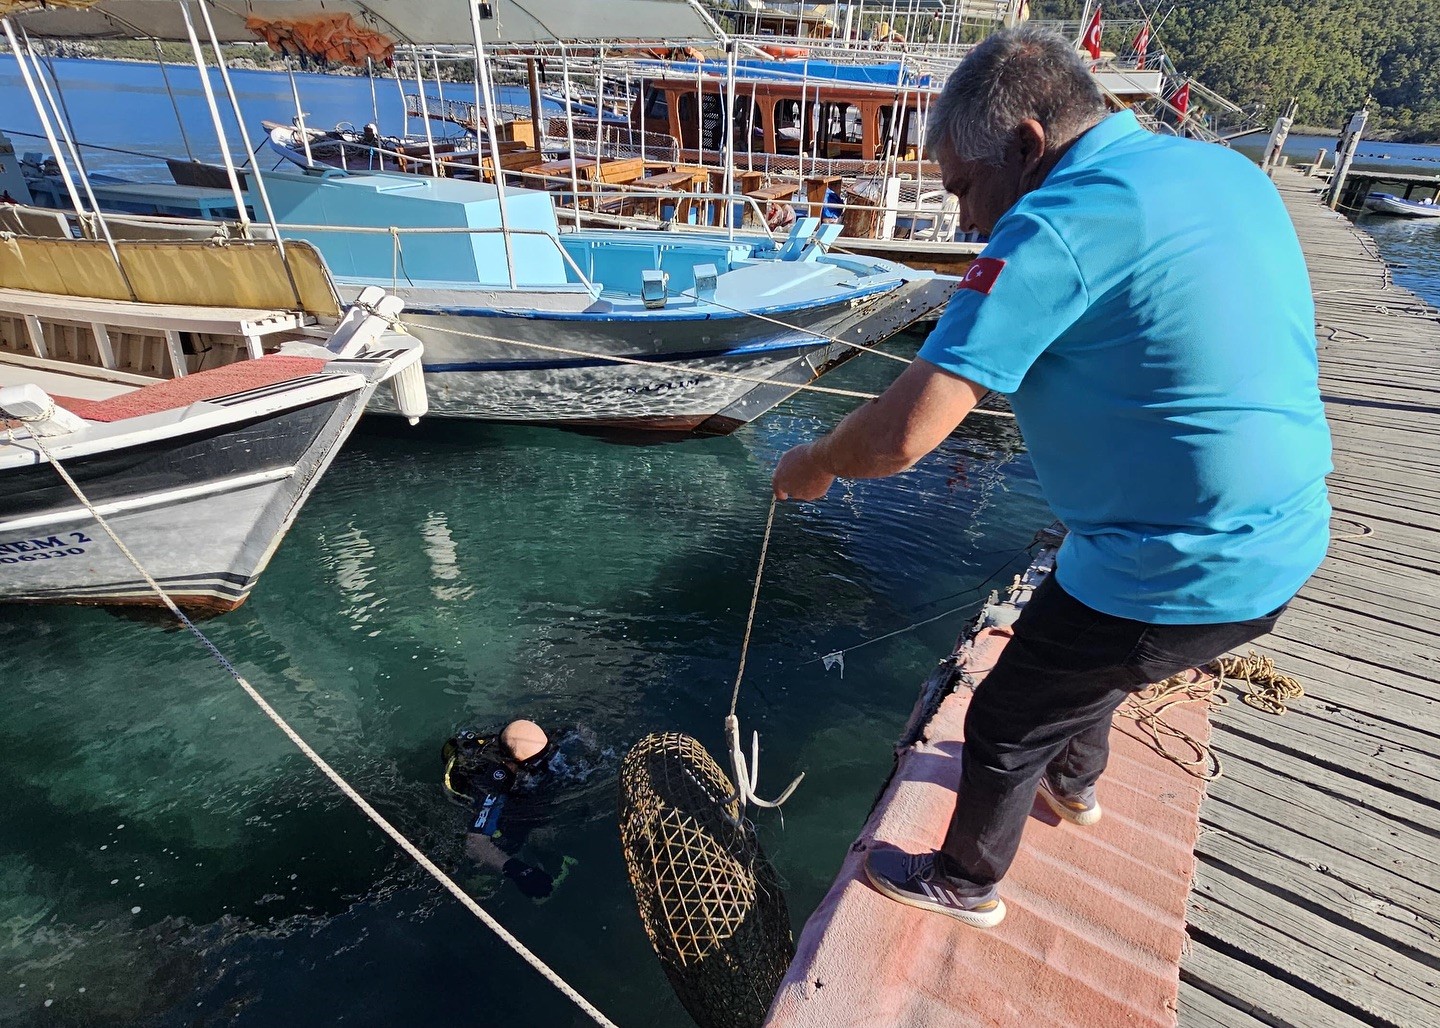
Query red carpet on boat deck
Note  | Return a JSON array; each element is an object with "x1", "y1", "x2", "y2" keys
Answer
[
  {"x1": 55, "y1": 356, "x2": 327, "y2": 422},
  {"x1": 765, "y1": 627, "x2": 1208, "y2": 1028}
]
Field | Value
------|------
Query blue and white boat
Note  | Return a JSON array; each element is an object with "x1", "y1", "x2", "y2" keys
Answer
[{"x1": 250, "y1": 168, "x2": 955, "y2": 432}]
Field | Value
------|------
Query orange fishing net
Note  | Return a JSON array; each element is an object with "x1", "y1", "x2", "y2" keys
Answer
[{"x1": 245, "y1": 14, "x2": 394, "y2": 67}]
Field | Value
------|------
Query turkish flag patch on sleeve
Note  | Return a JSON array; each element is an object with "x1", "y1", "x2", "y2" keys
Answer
[{"x1": 959, "y1": 257, "x2": 1006, "y2": 295}]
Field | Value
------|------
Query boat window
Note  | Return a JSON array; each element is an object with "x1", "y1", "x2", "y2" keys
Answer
[
  {"x1": 645, "y1": 88, "x2": 669, "y2": 120},
  {"x1": 773, "y1": 99, "x2": 803, "y2": 151},
  {"x1": 877, "y1": 105, "x2": 920, "y2": 158},
  {"x1": 677, "y1": 91, "x2": 727, "y2": 152}
]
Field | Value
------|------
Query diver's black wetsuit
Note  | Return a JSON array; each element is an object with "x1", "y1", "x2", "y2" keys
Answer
[{"x1": 443, "y1": 731, "x2": 555, "y2": 898}]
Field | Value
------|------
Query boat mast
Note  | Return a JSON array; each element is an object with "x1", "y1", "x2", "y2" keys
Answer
[
  {"x1": 468, "y1": 0, "x2": 518, "y2": 288},
  {"x1": 193, "y1": 0, "x2": 298, "y2": 301},
  {"x1": 4, "y1": 21, "x2": 134, "y2": 299},
  {"x1": 175, "y1": 0, "x2": 250, "y2": 228},
  {"x1": 723, "y1": 39, "x2": 737, "y2": 237},
  {"x1": 558, "y1": 44, "x2": 583, "y2": 229},
  {"x1": 407, "y1": 46, "x2": 441, "y2": 176},
  {"x1": 283, "y1": 61, "x2": 316, "y2": 166},
  {"x1": 152, "y1": 38, "x2": 198, "y2": 163}
]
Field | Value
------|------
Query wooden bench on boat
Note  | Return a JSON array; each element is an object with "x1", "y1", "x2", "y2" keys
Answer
[{"x1": 0, "y1": 286, "x2": 314, "y2": 381}]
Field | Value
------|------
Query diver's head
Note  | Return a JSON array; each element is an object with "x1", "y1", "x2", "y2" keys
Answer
[{"x1": 501, "y1": 720, "x2": 549, "y2": 764}]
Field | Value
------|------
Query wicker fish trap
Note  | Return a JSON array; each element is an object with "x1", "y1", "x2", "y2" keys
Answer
[{"x1": 618, "y1": 732, "x2": 794, "y2": 1028}]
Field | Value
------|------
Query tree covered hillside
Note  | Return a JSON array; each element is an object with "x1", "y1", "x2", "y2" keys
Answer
[{"x1": 1039, "y1": 1, "x2": 1440, "y2": 140}]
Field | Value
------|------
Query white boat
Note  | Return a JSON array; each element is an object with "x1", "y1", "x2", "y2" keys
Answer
[
  {"x1": 0, "y1": 287, "x2": 426, "y2": 614},
  {"x1": 1363, "y1": 192, "x2": 1440, "y2": 218}
]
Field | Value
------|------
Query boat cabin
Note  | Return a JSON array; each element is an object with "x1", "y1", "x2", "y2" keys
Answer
[{"x1": 634, "y1": 75, "x2": 923, "y2": 163}]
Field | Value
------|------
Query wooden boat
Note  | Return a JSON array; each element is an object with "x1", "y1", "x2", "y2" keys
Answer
[{"x1": 0, "y1": 286, "x2": 426, "y2": 614}]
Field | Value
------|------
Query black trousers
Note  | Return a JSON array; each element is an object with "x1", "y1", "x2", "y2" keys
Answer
[{"x1": 938, "y1": 573, "x2": 1286, "y2": 891}]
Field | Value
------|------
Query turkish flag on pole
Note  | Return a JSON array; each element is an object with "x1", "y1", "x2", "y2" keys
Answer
[
  {"x1": 1082, "y1": 5, "x2": 1103, "y2": 60},
  {"x1": 1133, "y1": 21, "x2": 1151, "y2": 70},
  {"x1": 1173, "y1": 81, "x2": 1192, "y2": 120}
]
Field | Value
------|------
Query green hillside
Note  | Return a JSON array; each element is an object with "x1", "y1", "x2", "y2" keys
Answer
[{"x1": 1038, "y1": 1, "x2": 1440, "y2": 140}]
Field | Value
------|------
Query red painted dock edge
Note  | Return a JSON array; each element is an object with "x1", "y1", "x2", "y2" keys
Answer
[{"x1": 766, "y1": 626, "x2": 1209, "y2": 1028}]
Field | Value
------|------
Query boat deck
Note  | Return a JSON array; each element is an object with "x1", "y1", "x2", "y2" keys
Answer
[
  {"x1": 765, "y1": 167, "x2": 1440, "y2": 1028},
  {"x1": 1180, "y1": 168, "x2": 1440, "y2": 1028}
]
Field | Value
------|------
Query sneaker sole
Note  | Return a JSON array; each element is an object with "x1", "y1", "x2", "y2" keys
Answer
[
  {"x1": 1038, "y1": 784, "x2": 1103, "y2": 826},
  {"x1": 863, "y1": 861, "x2": 1007, "y2": 929}
]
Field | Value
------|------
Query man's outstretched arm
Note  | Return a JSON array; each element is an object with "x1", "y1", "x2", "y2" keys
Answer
[{"x1": 773, "y1": 358, "x2": 988, "y2": 501}]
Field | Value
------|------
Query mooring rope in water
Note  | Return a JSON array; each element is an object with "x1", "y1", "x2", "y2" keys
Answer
[
  {"x1": 386, "y1": 316, "x2": 1018, "y2": 417},
  {"x1": 725, "y1": 496, "x2": 804, "y2": 811},
  {"x1": 2, "y1": 413, "x2": 619, "y2": 1028}
]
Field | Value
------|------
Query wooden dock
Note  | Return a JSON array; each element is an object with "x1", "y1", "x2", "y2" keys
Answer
[{"x1": 1177, "y1": 167, "x2": 1440, "y2": 1028}]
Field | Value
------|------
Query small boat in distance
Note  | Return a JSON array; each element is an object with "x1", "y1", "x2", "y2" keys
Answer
[{"x1": 1363, "y1": 192, "x2": 1440, "y2": 218}]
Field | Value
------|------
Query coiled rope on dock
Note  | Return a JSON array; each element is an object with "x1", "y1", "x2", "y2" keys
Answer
[
  {"x1": 1116, "y1": 650, "x2": 1307, "y2": 781},
  {"x1": 1, "y1": 410, "x2": 619, "y2": 1028}
]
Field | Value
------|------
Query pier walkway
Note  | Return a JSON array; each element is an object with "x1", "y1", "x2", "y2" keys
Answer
[
  {"x1": 1179, "y1": 168, "x2": 1440, "y2": 1028},
  {"x1": 765, "y1": 167, "x2": 1440, "y2": 1028}
]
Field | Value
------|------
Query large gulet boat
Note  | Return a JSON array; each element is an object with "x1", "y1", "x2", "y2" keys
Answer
[{"x1": 6, "y1": 0, "x2": 958, "y2": 435}]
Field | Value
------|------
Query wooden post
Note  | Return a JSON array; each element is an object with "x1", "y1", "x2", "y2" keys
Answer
[
  {"x1": 527, "y1": 58, "x2": 545, "y2": 148},
  {"x1": 1326, "y1": 108, "x2": 1368, "y2": 211},
  {"x1": 1262, "y1": 98, "x2": 1297, "y2": 177}
]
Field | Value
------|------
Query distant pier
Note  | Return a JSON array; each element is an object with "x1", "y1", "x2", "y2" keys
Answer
[{"x1": 764, "y1": 166, "x2": 1440, "y2": 1028}]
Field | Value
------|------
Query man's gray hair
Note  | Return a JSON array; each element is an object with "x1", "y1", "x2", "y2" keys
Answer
[{"x1": 928, "y1": 26, "x2": 1107, "y2": 166}]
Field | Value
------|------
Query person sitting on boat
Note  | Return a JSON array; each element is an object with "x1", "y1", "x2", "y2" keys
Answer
[
  {"x1": 772, "y1": 25, "x2": 1330, "y2": 930},
  {"x1": 442, "y1": 720, "x2": 561, "y2": 899}
]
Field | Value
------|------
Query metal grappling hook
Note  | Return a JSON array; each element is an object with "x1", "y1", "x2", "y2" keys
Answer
[{"x1": 724, "y1": 498, "x2": 804, "y2": 811}]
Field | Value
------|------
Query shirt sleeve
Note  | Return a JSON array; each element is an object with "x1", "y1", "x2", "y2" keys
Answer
[{"x1": 918, "y1": 212, "x2": 1089, "y2": 394}]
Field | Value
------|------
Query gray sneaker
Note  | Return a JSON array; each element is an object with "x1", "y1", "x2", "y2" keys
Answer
[
  {"x1": 1037, "y1": 775, "x2": 1103, "y2": 826},
  {"x1": 864, "y1": 849, "x2": 1006, "y2": 929}
]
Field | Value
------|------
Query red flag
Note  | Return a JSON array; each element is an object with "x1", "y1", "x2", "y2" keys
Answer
[
  {"x1": 1172, "y1": 81, "x2": 1191, "y2": 119},
  {"x1": 1082, "y1": 5, "x2": 1103, "y2": 60},
  {"x1": 959, "y1": 257, "x2": 1006, "y2": 296},
  {"x1": 1133, "y1": 21, "x2": 1151, "y2": 70}
]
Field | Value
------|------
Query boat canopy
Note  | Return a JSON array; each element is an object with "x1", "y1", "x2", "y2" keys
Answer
[{"x1": 3, "y1": 0, "x2": 722, "y2": 46}]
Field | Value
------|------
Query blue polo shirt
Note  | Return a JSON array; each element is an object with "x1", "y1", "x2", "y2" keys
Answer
[{"x1": 919, "y1": 111, "x2": 1331, "y2": 624}]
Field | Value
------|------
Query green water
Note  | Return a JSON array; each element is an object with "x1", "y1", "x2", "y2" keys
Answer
[{"x1": 0, "y1": 338, "x2": 1047, "y2": 1026}]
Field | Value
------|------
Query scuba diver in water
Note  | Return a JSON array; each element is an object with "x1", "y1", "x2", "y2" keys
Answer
[{"x1": 442, "y1": 720, "x2": 563, "y2": 899}]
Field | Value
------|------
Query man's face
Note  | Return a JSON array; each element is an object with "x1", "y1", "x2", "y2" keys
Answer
[{"x1": 937, "y1": 123, "x2": 1046, "y2": 235}]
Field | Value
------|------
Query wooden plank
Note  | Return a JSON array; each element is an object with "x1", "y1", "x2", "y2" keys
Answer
[
  {"x1": 1198, "y1": 791, "x2": 1440, "y2": 917},
  {"x1": 1176, "y1": 979, "x2": 1270, "y2": 1028},
  {"x1": 1212, "y1": 701, "x2": 1440, "y2": 799},
  {"x1": 1205, "y1": 730, "x2": 1440, "y2": 870},
  {"x1": 1181, "y1": 942, "x2": 1375, "y2": 1028},
  {"x1": 1189, "y1": 862, "x2": 1437, "y2": 1027},
  {"x1": 1196, "y1": 826, "x2": 1440, "y2": 955}
]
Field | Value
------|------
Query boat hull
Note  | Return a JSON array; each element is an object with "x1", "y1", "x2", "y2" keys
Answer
[
  {"x1": 0, "y1": 390, "x2": 369, "y2": 614},
  {"x1": 1364, "y1": 193, "x2": 1440, "y2": 217},
  {"x1": 366, "y1": 275, "x2": 957, "y2": 433}
]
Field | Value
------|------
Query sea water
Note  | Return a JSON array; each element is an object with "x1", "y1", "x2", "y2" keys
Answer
[{"x1": 2, "y1": 57, "x2": 1439, "y2": 1027}]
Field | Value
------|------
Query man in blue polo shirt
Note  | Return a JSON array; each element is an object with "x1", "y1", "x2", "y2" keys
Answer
[{"x1": 772, "y1": 26, "x2": 1330, "y2": 929}]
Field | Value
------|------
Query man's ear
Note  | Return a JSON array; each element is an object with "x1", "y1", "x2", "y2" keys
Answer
[{"x1": 1014, "y1": 119, "x2": 1047, "y2": 174}]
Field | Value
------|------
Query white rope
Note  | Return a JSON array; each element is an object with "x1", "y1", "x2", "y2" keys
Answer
[
  {"x1": 392, "y1": 313, "x2": 1011, "y2": 417},
  {"x1": 1, "y1": 415, "x2": 619, "y2": 1028}
]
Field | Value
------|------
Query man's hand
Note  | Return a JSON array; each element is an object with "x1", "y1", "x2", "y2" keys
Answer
[
  {"x1": 772, "y1": 361, "x2": 987, "y2": 501},
  {"x1": 773, "y1": 441, "x2": 836, "y2": 501}
]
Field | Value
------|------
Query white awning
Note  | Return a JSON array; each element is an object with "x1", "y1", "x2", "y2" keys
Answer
[{"x1": 6, "y1": 0, "x2": 723, "y2": 46}]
